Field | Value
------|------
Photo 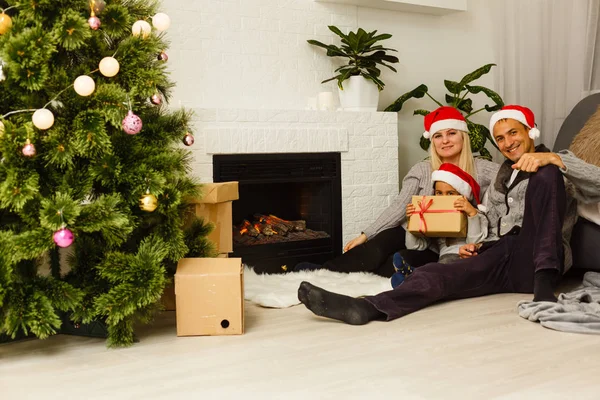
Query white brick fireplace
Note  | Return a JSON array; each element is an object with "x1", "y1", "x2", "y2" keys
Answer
[{"x1": 190, "y1": 108, "x2": 399, "y2": 246}]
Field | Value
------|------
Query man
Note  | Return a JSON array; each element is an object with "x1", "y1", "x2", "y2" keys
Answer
[{"x1": 297, "y1": 105, "x2": 600, "y2": 325}]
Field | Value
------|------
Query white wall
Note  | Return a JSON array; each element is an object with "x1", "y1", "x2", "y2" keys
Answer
[{"x1": 163, "y1": 0, "x2": 498, "y2": 180}]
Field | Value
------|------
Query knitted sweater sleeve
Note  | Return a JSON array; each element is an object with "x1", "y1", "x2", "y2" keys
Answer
[
  {"x1": 466, "y1": 212, "x2": 488, "y2": 244},
  {"x1": 474, "y1": 158, "x2": 500, "y2": 194},
  {"x1": 362, "y1": 162, "x2": 429, "y2": 239},
  {"x1": 405, "y1": 230, "x2": 430, "y2": 251},
  {"x1": 557, "y1": 150, "x2": 600, "y2": 203}
]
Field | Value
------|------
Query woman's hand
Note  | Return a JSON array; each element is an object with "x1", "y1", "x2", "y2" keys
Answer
[
  {"x1": 406, "y1": 203, "x2": 416, "y2": 218},
  {"x1": 344, "y1": 233, "x2": 367, "y2": 253},
  {"x1": 454, "y1": 196, "x2": 477, "y2": 217}
]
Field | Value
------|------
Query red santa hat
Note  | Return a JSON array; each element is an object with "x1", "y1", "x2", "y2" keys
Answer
[
  {"x1": 489, "y1": 105, "x2": 541, "y2": 144},
  {"x1": 423, "y1": 106, "x2": 469, "y2": 139},
  {"x1": 431, "y1": 163, "x2": 486, "y2": 212}
]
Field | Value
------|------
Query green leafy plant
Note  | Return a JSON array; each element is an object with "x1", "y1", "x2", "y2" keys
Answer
[
  {"x1": 384, "y1": 64, "x2": 504, "y2": 159},
  {"x1": 308, "y1": 26, "x2": 399, "y2": 91}
]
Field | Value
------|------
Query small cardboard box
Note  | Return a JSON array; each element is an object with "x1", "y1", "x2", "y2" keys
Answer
[
  {"x1": 407, "y1": 195, "x2": 467, "y2": 238},
  {"x1": 191, "y1": 182, "x2": 239, "y2": 254},
  {"x1": 175, "y1": 257, "x2": 244, "y2": 336},
  {"x1": 199, "y1": 182, "x2": 239, "y2": 204},
  {"x1": 194, "y1": 203, "x2": 233, "y2": 253}
]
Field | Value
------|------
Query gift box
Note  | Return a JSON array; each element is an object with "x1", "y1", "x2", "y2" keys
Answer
[
  {"x1": 175, "y1": 257, "x2": 244, "y2": 336},
  {"x1": 407, "y1": 195, "x2": 466, "y2": 238},
  {"x1": 189, "y1": 182, "x2": 239, "y2": 254}
]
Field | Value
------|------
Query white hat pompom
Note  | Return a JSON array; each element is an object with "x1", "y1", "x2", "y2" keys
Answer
[{"x1": 528, "y1": 127, "x2": 540, "y2": 140}]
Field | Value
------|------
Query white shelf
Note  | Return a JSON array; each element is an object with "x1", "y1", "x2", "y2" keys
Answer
[{"x1": 313, "y1": 0, "x2": 467, "y2": 15}]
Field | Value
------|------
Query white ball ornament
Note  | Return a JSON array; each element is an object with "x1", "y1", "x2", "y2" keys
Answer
[
  {"x1": 132, "y1": 20, "x2": 152, "y2": 38},
  {"x1": 152, "y1": 13, "x2": 171, "y2": 32},
  {"x1": 73, "y1": 75, "x2": 96, "y2": 96},
  {"x1": 32, "y1": 108, "x2": 55, "y2": 130},
  {"x1": 99, "y1": 57, "x2": 120, "y2": 77}
]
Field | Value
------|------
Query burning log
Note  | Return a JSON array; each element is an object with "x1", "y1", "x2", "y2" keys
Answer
[
  {"x1": 253, "y1": 214, "x2": 290, "y2": 235},
  {"x1": 256, "y1": 222, "x2": 276, "y2": 236},
  {"x1": 239, "y1": 220, "x2": 259, "y2": 237},
  {"x1": 269, "y1": 214, "x2": 306, "y2": 231}
]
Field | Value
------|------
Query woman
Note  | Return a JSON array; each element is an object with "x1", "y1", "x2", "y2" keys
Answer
[{"x1": 294, "y1": 106, "x2": 500, "y2": 277}]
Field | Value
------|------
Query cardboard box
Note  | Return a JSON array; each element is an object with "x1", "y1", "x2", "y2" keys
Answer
[
  {"x1": 407, "y1": 195, "x2": 466, "y2": 238},
  {"x1": 162, "y1": 254, "x2": 228, "y2": 312},
  {"x1": 193, "y1": 202, "x2": 233, "y2": 253},
  {"x1": 175, "y1": 257, "x2": 244, "y2": 336},
  {"x1": 199, "y1": 182, "x2": 239, "y2": 204},
  {"x1": 190, "y1": 182, "x2": 239, "y2": 254}
]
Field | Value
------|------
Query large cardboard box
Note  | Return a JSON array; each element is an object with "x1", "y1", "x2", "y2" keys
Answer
[
  {"x1": 175, "y1": 257, "x2": 244, "y2": 336},
  {"x1": 161, "y1": 254, "x2": 229, "y2": 312},
  {"x1": 407, "y1": 195, "x2": 467, "y2": 238},
  {"x1": 191, "y1": 182, "x2": 239, "y2": 254}
]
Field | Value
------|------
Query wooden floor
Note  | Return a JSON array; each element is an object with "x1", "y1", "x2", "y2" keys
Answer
[{"x1": 1, "y1": 292, "x2": 599, "y2": 399}]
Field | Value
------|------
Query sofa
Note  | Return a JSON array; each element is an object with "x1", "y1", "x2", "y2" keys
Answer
[{"x1": 553, "y1": 93, "x2": 600, "y2": 271}]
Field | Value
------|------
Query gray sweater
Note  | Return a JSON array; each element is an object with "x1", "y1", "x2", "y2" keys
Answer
[
  {"x1": 481, "y1": 147, "x2": 600, "y2": 272},
  {"x1": 363, "y1": 158, "x2": 500, "y2": 239}
]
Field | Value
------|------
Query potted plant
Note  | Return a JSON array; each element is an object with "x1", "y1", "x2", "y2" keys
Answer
[
  {"x1": 384, "y1": 64, "x2": 504, "y2": 160},
  {"x1": 308, "y1": 26, "x2": 399, "y2": 111}
]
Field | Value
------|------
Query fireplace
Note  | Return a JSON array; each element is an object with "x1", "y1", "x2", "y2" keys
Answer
[{"x1": 213, "y1": 153, "x2": 342, "y2": 274}]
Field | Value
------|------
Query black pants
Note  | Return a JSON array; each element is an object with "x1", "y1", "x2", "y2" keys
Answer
[
  {"x1": 365, "y1": 165, "x2": 567, "y2": 320},
  {"x1": 322, "y1": 227, "x2": 441, "y2": 278}
]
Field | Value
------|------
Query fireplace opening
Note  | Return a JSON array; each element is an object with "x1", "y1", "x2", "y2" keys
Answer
[{"x1": 213, "y1": 153, "x2": 342, "y2": 274}]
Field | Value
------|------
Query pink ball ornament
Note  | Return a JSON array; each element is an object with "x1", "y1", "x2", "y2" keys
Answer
[
  {"x1": 151, "y1": 94, "x2": 161, "y2": 105},
  {"x1": 183, "y1": 132, "x2": 195, "y2": 146},
  {"x1": 122, "y1": 110, "x2": 143, "y2": 135},
  {"x1": 158, "y1": 51, "x2": 168, "y2": 62},
  {"x1": 88, "y1": 16, "x2": 101, "y2": 30},
  {"x1": 22, "y1": 140, "x2": 36, "y2": 157},
  {"x1": 53, "y1": 228, "x2": 74, "y2": 248}
]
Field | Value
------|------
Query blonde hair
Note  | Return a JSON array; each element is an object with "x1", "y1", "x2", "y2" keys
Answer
[{"x1": 429, "y1": 130, "x2": 476, "y2": 178}]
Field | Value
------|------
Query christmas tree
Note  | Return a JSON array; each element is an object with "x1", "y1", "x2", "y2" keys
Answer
[{"x1": 0, "y1": 0, "x2": 213, "y2": 347}]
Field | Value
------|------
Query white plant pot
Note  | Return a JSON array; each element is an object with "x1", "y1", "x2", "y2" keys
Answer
[{"x1": 338, "y1": 75, "x2": 380, "y2": 112}]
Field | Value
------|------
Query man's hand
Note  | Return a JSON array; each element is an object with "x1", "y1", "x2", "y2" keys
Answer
[
  {"x1": 454, "y1": 196, "x2": 477, "y2": 217},
  {"x1": 406, "y1": 203, "x2": 416, "y2": 218},
  {"x1": 459, "y1": 243, "x2": 482, "y2": 259},
  {"x1": 344, "y1": 233, "x2": 367, "y2": 253},
  {"x1": 512, "y1": 152, "x2": 565, "y2": 172}
]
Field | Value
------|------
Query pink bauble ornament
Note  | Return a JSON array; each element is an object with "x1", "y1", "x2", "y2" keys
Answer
[
  {"x1": 122, "y1": 110, "x2": 143, "y2": 135},
  {"x1": 158, "y1": 51, "x2": 168, "y2": 62},
  {"x1": 151, "y1": 94, "x2": 161, "y2": 105},
  {"x1": 88, "y1": 16, "x2": 101, "y2": 30},
  {"x1": 53, "y1": 228, "x2": 74, "y2": 248},
  {"x1": 22, "y1": 140, "x2": 36, "y2": 157},
  {"x1": 183, "y1": 132, "x2": 195, "y2": 146}
]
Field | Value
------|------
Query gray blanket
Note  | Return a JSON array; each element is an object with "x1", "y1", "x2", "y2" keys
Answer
[{"x1": 517, "y1": 272, "x2": 600, "y2": 334}]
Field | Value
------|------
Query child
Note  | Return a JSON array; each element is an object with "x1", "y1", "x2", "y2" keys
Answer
[{"x1": 391, "y1": 163, "x2": 488, "y2": 288}]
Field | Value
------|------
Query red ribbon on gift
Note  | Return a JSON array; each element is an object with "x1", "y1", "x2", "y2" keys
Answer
[{"x1": 415, "y1": 196, "x2": 461, "y2": 235}]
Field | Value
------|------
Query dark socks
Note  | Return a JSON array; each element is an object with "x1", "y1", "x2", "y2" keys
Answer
[
  {"x1": 533, "y1": 269, "x2": 559, "y2": 302},
  {"x1": 297, "y1": 281, "x2": 384, "y2": 325}
]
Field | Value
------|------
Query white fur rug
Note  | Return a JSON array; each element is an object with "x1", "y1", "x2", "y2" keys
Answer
[{"x1": 243, "y1": 266, "x2": 391, "y2": 308}]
